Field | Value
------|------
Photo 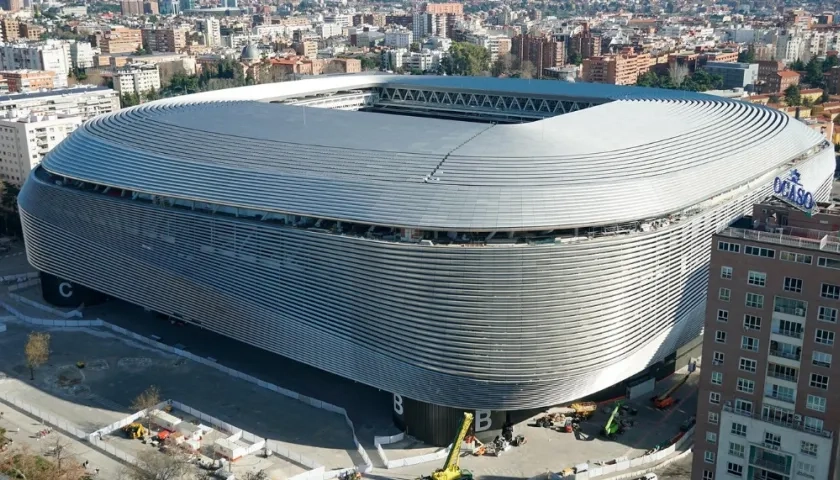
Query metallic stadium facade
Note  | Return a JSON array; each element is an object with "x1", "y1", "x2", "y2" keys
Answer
[{"x1": 18, "y1": 75, "x2": 836, "y2": 421}]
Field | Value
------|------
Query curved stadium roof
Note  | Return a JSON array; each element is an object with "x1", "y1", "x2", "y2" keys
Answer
[{"x1": 41, "y1": 74, "x2": 825, "y2": 231}]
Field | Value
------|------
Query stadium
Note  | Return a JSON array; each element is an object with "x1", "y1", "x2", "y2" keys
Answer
[{"x1": 18, "y1": 75, "x2": 836, "y2": 444}]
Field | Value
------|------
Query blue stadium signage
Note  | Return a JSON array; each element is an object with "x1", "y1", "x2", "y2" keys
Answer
[{"x1": 773, "y1": 169, "x2": 815, "y2": 210}]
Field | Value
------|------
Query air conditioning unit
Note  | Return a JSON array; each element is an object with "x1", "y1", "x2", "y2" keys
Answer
[
  {"x1": 794, "y1": 414, "x2": 802, "y2": 422},
  {"x1": 714, "y1": 360, "x2": 722, "y2": 366},
  {"x1": 796, "y1": 308, "x2": 805, "y2": 316}
]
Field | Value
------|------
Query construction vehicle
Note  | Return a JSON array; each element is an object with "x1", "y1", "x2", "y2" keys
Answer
[
  {"x1": 601, "y1": 401, "x2": 624, "y2": 438},
  {"x1": 652, "y1": 375, "x2": 690, "y2": 409},
  {"x1": 421, "y1": 412, "x2": 474, "y2": 480},
  {"x1": 570, "y1": 402, "x2": 597, "y2": 419},
  {"x1": 122, "y1": 422, "x2": 146, "y2": 439}
]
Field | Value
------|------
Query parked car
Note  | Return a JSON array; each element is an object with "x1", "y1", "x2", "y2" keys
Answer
[{"x1": 680, "y1": 416, "x2": 696, "y2": 432}]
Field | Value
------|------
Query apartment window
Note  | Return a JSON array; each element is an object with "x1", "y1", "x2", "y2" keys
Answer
[
  {"x1": 746, "y1": 293, "x2": 764, "y2": 309},
  {"x1": 704, "y1": 451, "x2": 715, "y2": 463},
  {"x1": 783, "y1": 277, "x2": 803, "y2": 293},
  {"x1": 709, "y1": 392, "x2": 721, "y2": 404},
  {"x1": 743, "y1": 315, "x2": 761, "y2": 330},
  {"x1": 720, "y1": 288, "x2": 731, "y2": 302},
  {"x1": 713, "y1": 351, "x2": 725, "y2": 365},
  {"x1": 764, "y1": 432, "x2": 782, "y2": 449},
  {"x1": 773, "y1": 296, "x2": 806, "y2": 316},
  {"x1": 768, "y1": 363, "x2": 798, "y2": 382},
  {"x1": 717, "y1": 309, "x2": 729, "y2": 322},
  {"x1": 726, "y1": 462, "x2": 743, "y2": 477},
  {"x1": 741, "y1": 336, "x2": 759, "y2": 352},
  {"x1": 818, "y1": 306, "x2": 837, "y2": 323},
  {"x1": 748, "y1": 271, "x2": 766, "y2": 287},
  {"x1": 804, "y1": 417, "x2": 824, "y2": 434},
  {"x1": 734, "y1": 399, "x2": 752, "y2": 415},
  {"x1": 706, "y1": 431, "x2": 717, "y2": 444},
  {"x1": 768, "y1": 384, "x2": 795, "y2": 403},
  {"x1": 711, "y1": 372, "x2": 723, "y2": 385},
  {"x1": 703, "y1": 471, "x2": 714, "y2": 480},
  {"x1": 721, "y1": 266, "x2": 733, "y2": 279},
  {"x1": 822, "y1": 283, "x2": 840, "y2": 300},
  {"x1": 708, "y1": 412, "x2": 719, "y2": 424},
  {"x1": 736, "y1": 377, "x2": 755, "y2": 394},
  {"x1": 716, "y1": 330, "x2": 727, "y2": 344},
  {"x1": 745, "y1": 245, "x2": 775, "y2": 258},
  {"x1": 774, "y1": 319, "x2": 803, "y2": 338},
  {"x1": 797, "y1": 462, "x2": 816, "y2": 479},
  {"x1": 806, "y1": 394, "x2": 827, "y2": 412},
  {"x1": 739, "y1": 358, "x2": 756, "y2": 373},
  {"x1": 718, "y1": 241, "x2": 741, "y2": 253},
  {"x1": 817, "y1": 257, "x2": 840, "y2": 270},
  {"x1": 815, "y1": 329, "x2": 834, "y2": 346},
  {"x1": 812, "y1": 351, "x2": 832, "y2": 368},
  {"x1": 809, "y1": 373, "x2": 829, "y2": 390},
  {"x1": 729, "y1": 442, "x2": 745, "y2": 458},
  {"x1": 801, "y1": 441, "x2": 818, "y2": 457}
]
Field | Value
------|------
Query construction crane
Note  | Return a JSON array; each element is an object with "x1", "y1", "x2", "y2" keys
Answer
[
  {"x1": 422, "y1": 412, "x2": 474, "y2": 480},
  {"x1": 652, "y1": 375, "x2": 690, "y2": 409},
  {"x1": 602, "y1": 401, "x2": 624, "y2": 438}
]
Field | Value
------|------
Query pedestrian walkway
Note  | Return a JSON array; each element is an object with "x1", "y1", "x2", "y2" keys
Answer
[{"x1": 0, "y1": 397, "x2": 125, "y2": 478}]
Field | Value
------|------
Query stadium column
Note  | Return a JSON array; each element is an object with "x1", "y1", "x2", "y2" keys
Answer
[{"x1": 392, "y1": 393, "x2": 508, "y2": 446}]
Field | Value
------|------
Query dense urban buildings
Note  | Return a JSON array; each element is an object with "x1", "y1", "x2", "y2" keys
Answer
[
  {"x1": 695, "y1": 199, "x2": 840, "y2": 480},
  {"x1": 18, "y1": 75, "x2": 835, "y2": 446}
]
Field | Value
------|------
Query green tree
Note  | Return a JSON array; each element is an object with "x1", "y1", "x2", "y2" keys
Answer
[
  {"x1": 143, "y1": 88, "x2": 161, "y2": 102},
  {"x1": 120, "y1": 92, "x2": 141, "y2": 108},
  {"x1": 569, "y1": 52, "x2": 583, "y2": 65},
  {"x1": 737, "y1": 49, "x2": 755, "y2": 63},
  {"x1": 444, "y1": 42, "x2": 490, "y2": 76},
  {"x1": 823, "y1": 56, "x2": 839, "y2": 72},
  {"x1": 790, "y1": 59, "x2": 806, "y2": 71},
  {"x1": 409, "y1": 42, "x2": 420, "y2": 53},
  {"x1": 804, "y1": 57, "x2": 824, "y2": 86},
  {"x1": 784, "y1": 84, "x2": 801, "y2": 106}
]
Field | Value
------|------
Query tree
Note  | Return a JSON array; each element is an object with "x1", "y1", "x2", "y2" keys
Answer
[
  {"x1": 491, "y1": 52, "x2": 515, "y2": 77},
  {"x1": 518, "y1": 60, "x2": 537, "y2": 79},
  {"x1": 790, "y1": 59, "x2": 805, "y2": 71},
  {"x1": 121, "y1": 449, "x2": 190, "y2": 480},
  {"x1": 409, "y1": 42, "x2": 420, "y2": 53},
  {"x1": 804, "y1": 57, "x2": 824, "y2": 86},
  {"x1": 569, "y1": 52, "x2": 583, "y2": 66},
  {"x1": 130, "y1": 385, "x2": 161, "y2": 429},
  {"x1": 43, "y1": 437, "x2": 85, "y2": 478},
  {"x1": 120, "y1": 92, "x2": 140, "y2": 108},
  {"x1": 143, "y1": 88, "x2": 161, "y2": 102},
  {"x1": 768, "y1": 94, "x2": 781, "y2": 104},
  {"x1": 737, "y1": 49, "x2": 755, "y2": 63},
  {"x1": 242, "y1": 471, "x2": 269, "y2": 480},
  {"x1": 784, "y1": 84, "x2": 801, "y2": 106},
  {"x1": 25, "y1": 332, "x2": 50, "y2": 381},
  {"x1": 444, "y1": 42, "x2": 490, "y2": 76},
  {"x1": 668, "y1": 63, "x2": 689, "y2": 86}
]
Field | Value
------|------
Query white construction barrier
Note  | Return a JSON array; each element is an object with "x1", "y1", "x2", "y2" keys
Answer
[
  {"x1": 0, "y1": 389, "x2": 88, "y2": 439},
  {"x1": 0, "y1": 291, "x2": 375, "y2": 478},
  {"x1": 87, "y1": 399, "x2": 171, "y2": 441}
]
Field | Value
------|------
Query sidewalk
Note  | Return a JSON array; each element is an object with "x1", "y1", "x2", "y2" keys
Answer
[{"x1": 0, "y1": 389, "x2": 126, "y2": 479}]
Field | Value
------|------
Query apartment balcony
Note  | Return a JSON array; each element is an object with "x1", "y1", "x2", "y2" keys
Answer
[
  {"x1": 771, "y1": 326, "x2": 803, "y2": 340},
  {"x1": 768, "y1": 348, "x2": 800, "y2": 362},
  {"x1": 758, "y1": 410, "x2": 834, "y2": 439},
  {"x1": 764, "y1": 391, "x2": 795, "y2": 404},
  {"x1": 766, "y1": 370, "x2": 798, "y2": 383},
  {"x1": 720, "y1": 226, "x2": 840, "y2": 254}
]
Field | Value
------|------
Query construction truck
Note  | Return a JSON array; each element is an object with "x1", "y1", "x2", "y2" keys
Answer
[
  {"x1": 652, "y1": 375, "x2": 690, "y2": 409},
  {"x1": 601, "y1": 401, "x2": 624, "y2": 438},
  {"x1": 570, "y1": 402, "x2": 597, "y2": 419},
  {"x1": 122, "y1": 422, "x2": 146, "y2": 439},
  {"x1": 421, "y1": 413, "x2": 474, "y2": 480}
]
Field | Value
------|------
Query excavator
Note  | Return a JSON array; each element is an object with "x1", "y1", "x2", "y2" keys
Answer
[
  {"x1": 652, "y1": 375, "x2": 690, "y2": 409},
  {"x1": 421, "y1": 412, "x2": 474, "y2": 480},
  {"x1": 602, "y1": 401, "x2": 624, "y2": 438}
]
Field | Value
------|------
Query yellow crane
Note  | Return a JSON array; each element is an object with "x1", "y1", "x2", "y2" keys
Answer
[{"x1": 422, "y1": 412, "x2": 474, "y2": 480}]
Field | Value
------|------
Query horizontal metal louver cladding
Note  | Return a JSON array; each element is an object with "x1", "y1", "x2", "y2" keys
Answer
[{"x1": 18, "y1": 149, "x2": 835, "y2": 410}]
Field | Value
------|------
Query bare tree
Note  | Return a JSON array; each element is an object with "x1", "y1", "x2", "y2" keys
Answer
[
  {"x1": 242, "y1": 470, "x2": 269, "y2": 480},
  {"x1": 324, "y1": 61, "x2": 346, "y2": 75},
  {"x1": 25, "y1": 332, "x2": 50, "y2": 380},
  {"x1": 1, "y1": 442, "x2": 87, "y2": 480},
  {"x1": 44, "y1": 436, "x2": 78, "y2": 475},
  {"x1": 668, "y1": 63, "x2": 689, "y2": 86},
  {"x1": 130, "y1": 385, "x2": 161, "y2": 429},
  {"x1": 491, "y1": 52, "x2": 515, "y2": 77},
  {"x1": 518, "y1": 60, "x2": 537, "y2": 79},
  {"x1": 122, "y1": 449, "x2": 190, "y2": 480}
]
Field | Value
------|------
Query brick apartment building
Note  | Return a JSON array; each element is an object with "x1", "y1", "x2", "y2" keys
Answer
[
  {"x1": 0, "y1": 70, "x2": 55, "y2": 92},
  {"x1": 568, "y1": 23, "x2": 600, "y2": 60},
  {"x1": 510, "y1": 33, "x2": 565, "y2": 79},
  {"x1": 582, "y1": 49, "x2": 651, "y2": 85},
  {"x1": 141, "y1": 27, "x2": 187, "y2": 53},
  {"x1": 101, "y1": 27, "x2": 142, "y2": 55},
  {"x1": 693, "y1": 197, "x2": 840, "y2": 480}
]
